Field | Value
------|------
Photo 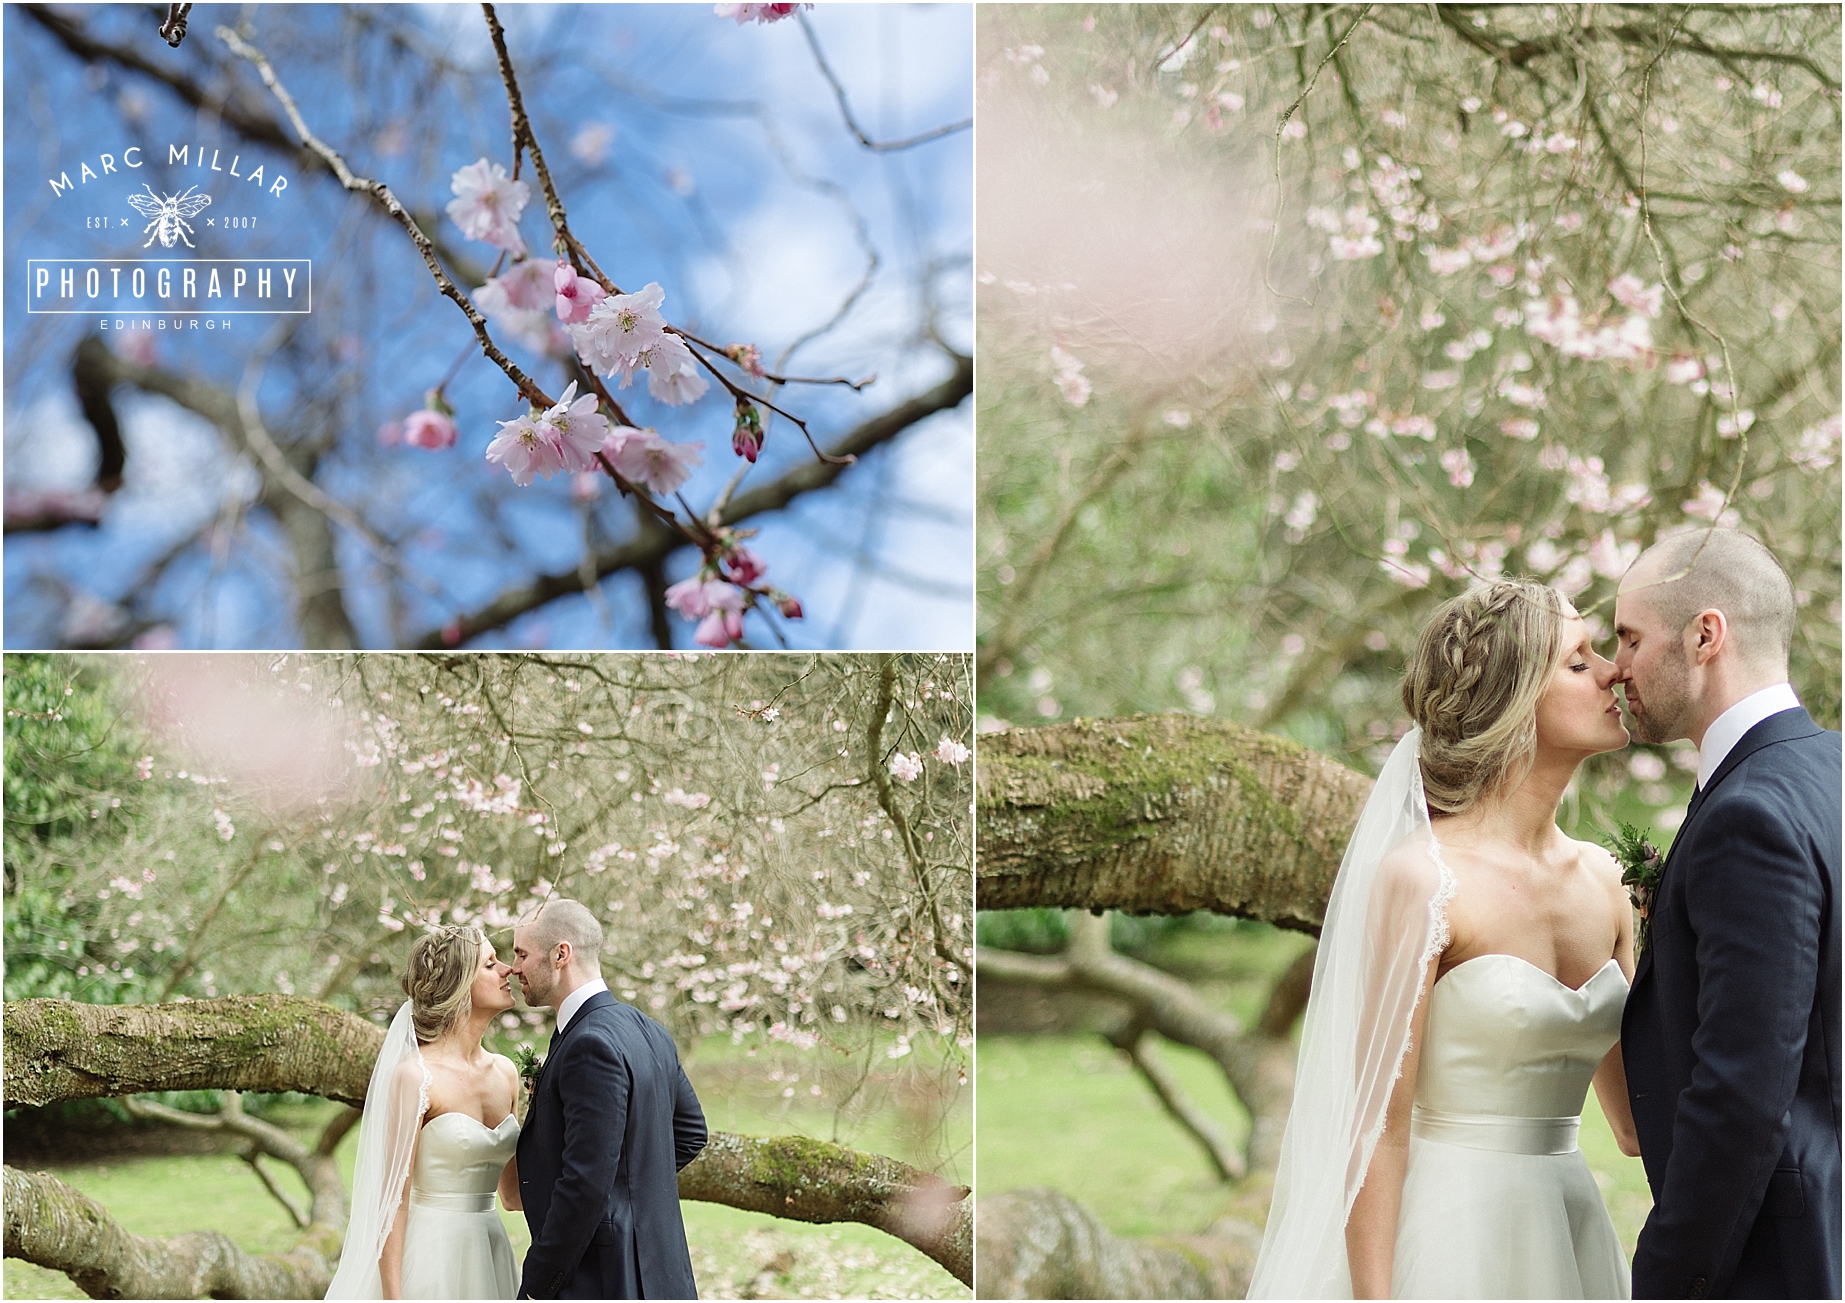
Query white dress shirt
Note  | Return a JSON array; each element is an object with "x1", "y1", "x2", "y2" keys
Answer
[
  {"x1": 554, "y1": 976, "x2": 609, "y2": 1035},
  {"x1": 1697, "y1": 682, "x2": 1801, "y2": 790}
]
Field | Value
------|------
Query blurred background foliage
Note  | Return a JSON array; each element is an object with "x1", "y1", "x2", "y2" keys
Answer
[
  {"x1": 4, "y1": 650, "x2": 972, "y2": 1299},
  {"x1": 974, "y1": 0, "x2": 1838, "y2": 1268}
]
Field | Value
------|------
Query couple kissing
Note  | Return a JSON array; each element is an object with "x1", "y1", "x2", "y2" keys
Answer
[{"x1": 325, "y1": 899, "x2": 707, "y2": 1300}]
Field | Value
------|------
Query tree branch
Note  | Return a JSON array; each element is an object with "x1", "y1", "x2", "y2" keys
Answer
[
  {"x1": 412, "y1": 349, "x2": 971, "y2": 648},
  {"x1": 975, "y1": 715, "x2": 1373, "y2": 930},
  {"x1": 4, "y1": 1165, "x2": 340, "y2": 1301},
  {"x1": 677, "y1": 1133, "x2": 970, "y2": 1286}
]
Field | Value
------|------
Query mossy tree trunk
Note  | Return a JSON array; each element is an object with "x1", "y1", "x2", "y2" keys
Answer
[
  {"x1": 976, "y1": 715, "x2": 1373, "y2": 930},
  {"x1": 976, "y1": 716, "x2": 1364, "y2": 1299},
  {"x1": 3, "y1": 996, "x2": 972, "y2": 1296}
]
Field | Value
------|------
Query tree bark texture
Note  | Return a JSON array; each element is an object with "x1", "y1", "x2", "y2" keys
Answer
[
  {"x1": 4, "y1": 996, "x2": 383, "y2": 1110},
  {"x1": 976, "y1": 715, "x2": 1374, "y2": 931},
  {"x1": 3, "y1": 996, "x2": 971, "y2": 1294},
  {"x1": 677, "y1": 1133, "x2": 971, "y2": 1286},
  {"x1": 3, "y1": 1166, "x2": 341, "y2": 1301},
  {"x1": 974, "y1": 1187, "x2": 1260, "y2": 1300}
]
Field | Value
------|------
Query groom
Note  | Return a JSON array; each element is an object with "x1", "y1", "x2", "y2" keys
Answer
[
  {"x1": 1614, "y1": 529, "x2": 1840, "y2": 1299},
  {"x1": 510, "y1": 899, "x2": 708, "y2": 1299}
]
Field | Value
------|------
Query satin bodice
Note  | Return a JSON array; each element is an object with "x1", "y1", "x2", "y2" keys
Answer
[
  {"x1": 411, "y1": 1111, "x2": 519, "y2": 1209},
  {"x1": 1415, "y1": 954, "x2": 1627, "y2": 1139}
]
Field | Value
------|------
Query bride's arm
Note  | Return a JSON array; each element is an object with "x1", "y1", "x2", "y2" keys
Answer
[
  {"x1": 494, "y1": 1055, "x2": 522, "y2": 1211},
  {"x1": 1344, "y1": 954, "x2": 1440, "y2": 1300},
  {"x1": 499, "y1": 1154, "x2": 522, "y2": 1212},
  {"x1": 378, "y1": 1058, "x2": 426, "y2": 1300},
  {"x1": 1592, "y1": 871, "x2": 1641, "y2": 1157}
]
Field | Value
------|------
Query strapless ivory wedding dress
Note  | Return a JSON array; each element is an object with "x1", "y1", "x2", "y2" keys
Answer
[
  {"x1": 400, "y1": 1110, "x2": 521, "y2": 1300},
  {"x1": 1391, "y1": 952, "x2": 1631, "y2": 1299}
]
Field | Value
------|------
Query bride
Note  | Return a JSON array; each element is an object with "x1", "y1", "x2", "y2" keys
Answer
[
  {"x1": 1250, "y1": 579, "x2": 1641, "y2": 1299},
  {"x1": 326, "y1": 926, "x2": 523, "y2": 1300}
]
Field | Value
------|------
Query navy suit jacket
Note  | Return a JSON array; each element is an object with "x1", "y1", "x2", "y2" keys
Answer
[
  {"x1": 1622, "y1": 707, "x2": 1841, "y2": 1299},
  {"x1": 517, "y1": 991, "x2": 708, "y2": 1300}
]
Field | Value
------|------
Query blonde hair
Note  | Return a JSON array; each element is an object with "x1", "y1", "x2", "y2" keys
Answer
[
  {"x1": 1401, "y1": 579, "x2": 1566, "y2": 816},
  {"x1": 401, "y1": 926, "x2": 483, "y2": 1044}
]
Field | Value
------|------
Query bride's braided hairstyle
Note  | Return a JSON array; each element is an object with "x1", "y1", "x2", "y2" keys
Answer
[
  {"x1": 1401, "y1": 578, "x2": 1565, "y2": 816},
  {"x1": 401, "y1": 925, "x2": 483, "y2": 1044}
]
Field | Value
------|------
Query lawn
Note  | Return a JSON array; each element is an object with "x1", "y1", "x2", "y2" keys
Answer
[
  {"x1": 6, "y1": 1036, "x2": 970, "y2": 1301},
  {"x1": 976, "y1": 1030, "x2": 1654, "y2": 1255}
]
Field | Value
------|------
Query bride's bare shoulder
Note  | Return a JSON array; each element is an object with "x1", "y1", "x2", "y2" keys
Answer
[{"x1": 1375, "y1": 834, "x2": 1447, "y2": 896}]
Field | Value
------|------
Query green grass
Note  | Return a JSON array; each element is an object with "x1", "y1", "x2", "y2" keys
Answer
[
  {"x1": 977, "y1": 1032, "x2": 1654, "y2": 1255},
  {"x1": 7, "y1": 1040, "x2": 970, "y2": 1301}
]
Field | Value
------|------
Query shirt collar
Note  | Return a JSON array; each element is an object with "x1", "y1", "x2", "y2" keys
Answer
[
  {"x1": 1697, "y1": 682, "x2": 1800, "y2": 790},
  {"x1": 554, "y1": 977, "x2": 608, "y2": 1036}
]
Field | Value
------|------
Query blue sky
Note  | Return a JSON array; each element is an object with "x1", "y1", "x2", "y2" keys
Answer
[{"x1": 4, "y1": 3, "x2": 972, "y2": 650}]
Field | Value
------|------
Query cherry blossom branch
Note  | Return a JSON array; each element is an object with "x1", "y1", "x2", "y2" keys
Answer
[
  {"x1": 215, "y1": 24, "x2": 552, "y2": 410},
  {"x1": 796, "y1": 12, "x2": 973, "y2": 152},
  {"x1": 1263, "y1": 4, "x2": 1374, "y2": 307},
  {"x1": 677, "y1": 329, "x2": 874, "y2": 391},
  {"x1": 679, "y1": 337, "x2": 855, "y2": 465},
  {"x1": 413, "y1": 348, "x2": 968, "y2": 647}
]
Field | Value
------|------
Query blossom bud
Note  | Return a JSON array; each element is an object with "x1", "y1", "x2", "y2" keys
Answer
[
  {"x1": 777, "y1": 594, "x2": 804, "y2": 620},
  {"x1": 732, "y1": 400, "x2": 765, "y2": 463}
]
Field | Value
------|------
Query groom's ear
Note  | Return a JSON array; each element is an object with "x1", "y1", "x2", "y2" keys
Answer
[{"x1": 1689, "y1": 608, "x2": 1728, "y2": 664}]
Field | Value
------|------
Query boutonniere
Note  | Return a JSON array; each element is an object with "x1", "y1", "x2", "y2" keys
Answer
[
  {"x1": 513, "y1": 1044, "x2": 544, "y2": 1091},
  {"x1": 1607, "y1": 821, "x2": 1665, "y2": 951}
]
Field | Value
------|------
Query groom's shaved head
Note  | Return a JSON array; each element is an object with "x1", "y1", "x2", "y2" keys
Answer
[
  {"x1": 1622, "y1": 528, "x2": 1795, "y2": 669},
  {"x1": 523, "y1": 898, "x2": 603, "y2": 963}
]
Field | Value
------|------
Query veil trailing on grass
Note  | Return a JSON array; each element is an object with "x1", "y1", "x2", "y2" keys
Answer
[
  {"x1": 1247, "y1": 728, "x2": 1450, "y2": 1298},
  {"x1": 325, "y1": 1002, "x2": 428, "y2": 1300}
]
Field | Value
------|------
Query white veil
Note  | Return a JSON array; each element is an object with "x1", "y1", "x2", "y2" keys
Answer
[
  {"x1": 1247, "y1": 728, "x2": 1451, "y2": 1299},
  {"x1": 325, "y1": 1002, "x2": 428, "y2": 1300}
]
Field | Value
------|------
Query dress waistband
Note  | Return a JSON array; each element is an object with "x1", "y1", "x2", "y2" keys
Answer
[
  {"x1": 1410, "y1": 1104, "x2": 1580, "y2": 1155},
  {"x1": 410, "y1": 1189, "x2": 496, "y2": 1213}
]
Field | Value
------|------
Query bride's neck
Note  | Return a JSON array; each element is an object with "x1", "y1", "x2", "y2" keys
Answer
[
  {"x1": 427, "y1": 1005, "x2": 495, "y2": 1061},
  {"x1": 1446, "y1": 746, "x2": 1581, "y2": 852}
]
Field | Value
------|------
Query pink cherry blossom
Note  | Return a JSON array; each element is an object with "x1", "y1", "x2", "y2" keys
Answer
[
  {"x1": 664, "y1": 576, "x2": 717, "y2": 619},
  {"x1": 1792, "y1": 415, "x2": 1840, "y2": 472},
  {"x1": 541, "y1": 382, "x2": 611, "y2": 471},
  {"x1": 1664, "y1": 355, "x2": 1706, "y2": 385},
  {"x1": 1608, "y1": 273, "x2": 1664, "y2": 319},
  {"x1": 1588, "y1": 529, "x2": 1640, "y2": 578},
  {"x1": 608, "y1": 429, "x2": 704, "y2": 494},
  {"x1": 476, "y1": 260, "x2": 557, "y2": 352},
  {"x1": 694, "y1": 608, "x2": 746, "y2": 648},
  {"x1": 888, "y1": 752, "x2": 923, "y2": 782},
  {"x1": 570, "y1": 472, "x2": 602, "y2": 503},
  {"x1": 934, "y1": 736, "x2": 970, "y2": 766},
  {"x1": 725, "y1": 343, "x2": 766, "y2": 378},
  {"x1": 724, "y1": 548, "x2": 767, "y2": 586},
  {"x1": 484, "y1": 411, "x2": 565, "y2": 486},
  {"x1": 403, "y1": 408, "x2": 458, "y2": 450},
  {"x1": 1501, "y1": 417, "x2": 1541, "y2": 440},
  {"x1": 554, "y1": 261, "x2": 607, "y2": 324},
  {"x1": 446, "y1": 158, "x2": 530, "y2": 255},
  {"x1": 1440, "y1": 448, "x2": 1475, "y2": 488},
  {"x1": 1050, "y1": 345, "x2": 1091, "y2": 407},
  {"x1": 776, "y1": 594, "x2": 804, "y2": 620},
  {"x1": 641, "y1": 334, "x2": 710, "y2": 406},
  {"x1": 715, "y1": 3, "x2": 810, "y2": 25},
  {"x1": 572, "y1": 282, "x2": 668, "y2": 379}
]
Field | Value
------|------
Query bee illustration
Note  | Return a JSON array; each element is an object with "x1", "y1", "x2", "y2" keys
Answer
[{"x1": 125, "y1": 184, "x2": 212, "y2": 249}]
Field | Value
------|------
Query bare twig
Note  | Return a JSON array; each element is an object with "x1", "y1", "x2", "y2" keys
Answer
[{"x1": 797, "y1": 13, "x2": 973, "y2": 152}]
